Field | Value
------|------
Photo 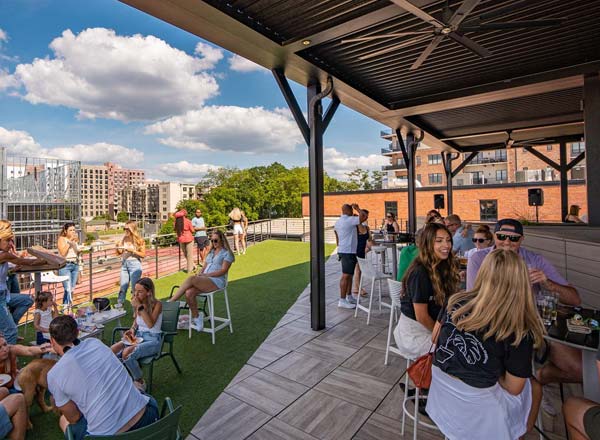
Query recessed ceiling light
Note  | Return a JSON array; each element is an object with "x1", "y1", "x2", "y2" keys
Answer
[{"x1": 302, "y1": 40, "x2": 311, "y2": 46}]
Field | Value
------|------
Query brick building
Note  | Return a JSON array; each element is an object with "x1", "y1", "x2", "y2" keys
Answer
[{"x1": 302, "y1": 181, "x2": 587, "y2": 227}]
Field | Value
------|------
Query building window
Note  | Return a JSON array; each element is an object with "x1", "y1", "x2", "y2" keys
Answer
[
  {"x1": 495, "y1": 150, "x2": 507, "y2": 162},
  {"x1": 428, "y1": 154, "x2": 442, "y2": 165},
  {"x1": 571, "y1": 166, "x2": 585, "y2": 180},
  {"x1": 471, "y1": 171, "x2": 485, "y2": 185},
  {"x1": 416, "y1": 174, "x2": 422, "y2": 183},
  {"x1": 496, "y1": 169, "x2": 507, "y2": 182},
  {"x1": 570, "y1": 142, "x2": 585, "y2": 156},
  {"x1": 546, "y1": 145, "x2": 553, "y2": 151},
  {"x1": 416, "y1": 156, "x2": 421, "y2": 166},
  {"x1": 428, "y1": 173, "x2": 442, "y2": 184},
  {"x1": 384, "y1": 201, "x2": 398, "y2": 219},
  {"x1": 480, "y1": 200, "x2": 498, "y2": 222}
]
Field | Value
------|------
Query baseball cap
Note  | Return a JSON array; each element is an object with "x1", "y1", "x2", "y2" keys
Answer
[{"x1": 494, "y1": 218, "x2": 524, "y2": 236}]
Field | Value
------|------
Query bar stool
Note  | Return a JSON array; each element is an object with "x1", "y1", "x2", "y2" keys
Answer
[
  {"x1": 355, "y1": 257, "x2": 391, "y2": 324},
  {"x1": 189, "y1": 286, "x2": 233, "y2": 344},
  {"x1": 371, "y1": 245, "x2": 391, "y2": 274},
  {"x1": 384, "y1": 279, "x2": 403, "y2": 365}
]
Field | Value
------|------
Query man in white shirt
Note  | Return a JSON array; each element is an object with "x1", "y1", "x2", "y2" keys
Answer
[
  {"x1": 192, "y1": 209, "x2": 209, "y2": 266},
  {"x1": 47, "y1": 316, "x2": 159, "y2": 440},
  {"x1": 334, "y1": 203, "x2": 363, "y2": 309}
]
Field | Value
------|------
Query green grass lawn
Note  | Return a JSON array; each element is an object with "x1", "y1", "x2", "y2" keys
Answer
[{"x1": 26, "y1": 240, "x2": 334, "y2": 439}]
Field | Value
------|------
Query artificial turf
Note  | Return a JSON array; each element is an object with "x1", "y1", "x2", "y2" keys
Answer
[{"x1": 25, "y1": 240, "x2": 335, "y2": 439}]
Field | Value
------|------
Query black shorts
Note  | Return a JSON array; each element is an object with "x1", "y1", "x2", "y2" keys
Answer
[
  {"x1": 195, "y1": 236, "x2": 210, "y2": 249},
  {"x1": 584, "y1": 405, "x2": 600, "y2": 439},
  {"x1": 339, "y1": 253, "x2": 357, "y2": 275}
]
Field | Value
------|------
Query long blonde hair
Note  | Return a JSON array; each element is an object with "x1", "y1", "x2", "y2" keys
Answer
[
  {"x1": 403, "y1": 223, "x2": 460, "y2": 305},
  {"x1": 448, "y1": 249, "x2": 545, "y2": 348},
  {"x1": 229, "y1": 208, "x2": 241, "y2": 221},
  {"x1": 0, "y1": 220, "x2": 14, "y2": 241},
  {"x1": 210, "y1": 230, "x2": 235, "y2": 262},
  {"x1": 124, "y1": 220, "x2": 144, "y2": 249}
]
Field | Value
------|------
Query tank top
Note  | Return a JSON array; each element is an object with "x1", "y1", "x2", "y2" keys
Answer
[
  {"x1": 61, "y1": 238, "x2": 78, "y2": 262},
  {"x1": 356, "y1": 226, "x2": 369, "y2": 259},
  {"x1": 386, "y1": 223, "x2": 395, "y2": 233},
  {"x1": 136, "y1": 309, "x2": 162, "y2": 333}
]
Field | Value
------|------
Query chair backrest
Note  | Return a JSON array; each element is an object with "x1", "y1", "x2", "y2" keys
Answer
[
  {"x1": 387, "y1": 278, "x2": 403, "y2": 307},
  {"x1": 356, "y1": 257, "x2": 374, "y2": 278},
  {"x1": 161, "y1": 301, "x2": 181, "y2": 334},
  {"x1": 74, "y1": 404, "x2": 182, "y2": 440}
]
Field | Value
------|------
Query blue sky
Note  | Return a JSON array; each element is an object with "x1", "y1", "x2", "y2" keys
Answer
[{"x1": 0, "y1": 0, "x2": 389, "y2": 182}]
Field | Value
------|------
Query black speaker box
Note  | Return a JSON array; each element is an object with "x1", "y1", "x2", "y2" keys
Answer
[
  {"x1": 528, "y1": 188, "x2": 544, "y2": 206},
  {"x1": 434, "y1": 194, "x2": 445, "y2": 210}
]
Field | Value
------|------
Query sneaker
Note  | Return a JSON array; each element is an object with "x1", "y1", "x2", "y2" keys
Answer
[
  {"x1": 190, "y1": 313, "x2": 204, "y2": 332},
  {"x1": 338, "y1": 298, "x2": 356, "y2": 309},
  {"x1": 346, "y1": 295, "x2": 357, "y2": 305},
  {"x1": 541, "y1": 393, "x2": 557, "y2": 416}
]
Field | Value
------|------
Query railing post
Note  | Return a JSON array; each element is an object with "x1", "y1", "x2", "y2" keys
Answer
[
  {"x1": 260, "y1": 221, "x2": 263, "y2": 242},
  {"x1": 88, "y1": 247, "x2": 93, "y2": 302},
  {"x1": 154, "y1": 239, "x2": 159, "y2": 279},
  {"x1": 285, "y1": 218, "x2": 288, "y2": 240}
]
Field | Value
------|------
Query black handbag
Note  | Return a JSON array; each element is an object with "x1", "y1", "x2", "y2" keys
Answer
[{"x1": 92, "y1": 297, "x2": 111, "y2": 312}]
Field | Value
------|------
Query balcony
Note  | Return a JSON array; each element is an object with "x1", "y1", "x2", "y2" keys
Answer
[
  {"x1": 380, "y1": 129, "x2": 393, "y2": 139},
  {"x1": 382, "y1": 163, "x2": 407, "y2": 171},
  {"x1": 465, "y1": 156, "x2": 507, "y2": 165}
]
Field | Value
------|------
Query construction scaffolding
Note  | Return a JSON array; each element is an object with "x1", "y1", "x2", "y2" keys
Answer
[{"x1": 0, "y1": 148, "x2": 81, "y2": 249}]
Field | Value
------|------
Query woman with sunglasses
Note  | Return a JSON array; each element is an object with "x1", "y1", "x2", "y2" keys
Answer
[
  {"x1": 57, "y1": 222, "x2": 81, "y2": 305},
  {"x1": 116, "y1": 221, "x2": 146, "y2": 305},
  {"x1": 382, "y1": 212, "x2": 400, "y2": 234},
  {"x1": 169, "y1": 230, "x2": 235, "y2": 331},
  {"x1": 464, "y1": 224, "x2": 493, "y2": 260}
]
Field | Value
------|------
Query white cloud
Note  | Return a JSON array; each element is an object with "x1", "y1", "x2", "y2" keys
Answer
[
  {"x1": 0, "y1": 126, "x2": 142, "y2": 166},
  {"x1": 145, "y1": 105, "x2": 303, "y2": 153},
  {"x1": 152, "y1": 160, "x2": 220, "y2": 183},
  {"x1": 0, "y1": 69, "x2": 17, "y2": 91},
  {"x1": 323, "y1": 147, "x2": 388, "y2": 179},
  {"x1": 228, "y1": 54, "x2": 265, "y2": 73},
  {"x1": 9, "y1": 28, "x2": 220, "y2": 121},
  {"x1": 0, "y1": 29, "x2": 7, "y2": 44}
]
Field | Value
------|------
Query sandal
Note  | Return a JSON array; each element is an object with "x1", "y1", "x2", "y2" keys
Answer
[{"x1": 360, "y1": 289, "x2": 368, "y2": 297}]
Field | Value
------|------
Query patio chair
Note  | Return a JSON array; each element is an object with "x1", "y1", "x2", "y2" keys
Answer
[
  {"x1": 384, "y1": 278, "x2": 403, "y2": 366},
  {"x1": 111, "y1": 301, "x2": 182, "y2": 393},
  {"x1": 66, "y1": 397, "x2": 182, "y2": 440},
  {"x1": 354, "y1": 257, "x2": 391, "y2": 325}
]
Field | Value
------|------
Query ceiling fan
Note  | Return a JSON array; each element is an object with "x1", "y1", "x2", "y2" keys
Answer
[
  {"x1": 504, "y1": 130, "x2": 554, "y2": 149},
  {"x1": 342, "y1": 0, "x2": 564, "y2": 69}
]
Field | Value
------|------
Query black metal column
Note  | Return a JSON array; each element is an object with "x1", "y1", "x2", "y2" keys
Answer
[
  {"x1": 584, "y1": 73, "x2": 600, "y2": 226},
  {"x1": 406, "y1": 133, "x2": 418, "y2": 234},
  {"x1": 308, "y1": 81, "x2": 326, "y2": 331},
  {"x1": 559, "y1": 141, "x2": 569, "y2": 222},
  {"x1": 442, "y1": 152, "x2": 454, "y2": 215}
]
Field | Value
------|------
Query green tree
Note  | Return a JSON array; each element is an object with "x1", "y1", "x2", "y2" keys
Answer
[
  {"x1": 116, "y1": 211, "x2": 129, "y2": 222},
  {"x1": 159, "y1": 217, "x2": 174, "y2": 235},
  {"x1": 176, "y1": 199, "x2": 203, "y2": 218}
]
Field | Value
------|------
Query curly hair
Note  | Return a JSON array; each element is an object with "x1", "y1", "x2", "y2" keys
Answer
[{"x1": 402, "y1": 222, "x2": 460, "y2": 305}]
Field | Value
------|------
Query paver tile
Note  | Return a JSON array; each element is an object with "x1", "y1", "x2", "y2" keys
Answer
[{"x1": 266, "y1": 351, "x2": 338, "y2": 387}]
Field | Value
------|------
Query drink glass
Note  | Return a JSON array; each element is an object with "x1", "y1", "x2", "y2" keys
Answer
[{"x1": 541, "y1": 292, "x2": 557, "y2": 326}]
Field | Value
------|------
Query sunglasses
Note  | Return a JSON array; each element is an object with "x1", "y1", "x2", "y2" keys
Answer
[
  {"x1": 495, "y1": 233, "x2": 521, "y2": 242},
  {"x1": 472, "y1": 238, "x2": 489, "y2": 243},
  {"x1": 211, "y1": 239, "x2": 220, "y2": 244}
]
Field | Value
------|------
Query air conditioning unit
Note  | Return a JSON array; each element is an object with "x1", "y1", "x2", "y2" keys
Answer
[{"x1": 515, "y1": 170, "x2": 543, "y2": 183}]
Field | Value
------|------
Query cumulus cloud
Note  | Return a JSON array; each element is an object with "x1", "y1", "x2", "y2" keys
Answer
[
  {"x1": 0, "y1": 126, "x2": 142, "y2": 166},
  {"x1": 323, "y1": 147, "x2": 388, "y2": 179},
  {"x1": 152, "y1": 160, "x2": 220, "y2": 183},
  {"x1": 145, "y1": 105, "x2": 303, "y2": 153},
  {"x1": 0, "y1": 29, "x2": 7, "y2": 44},
  {"x1": 228, "y1": 54, "x2": 265, "y2": 73},
  {"x1": 9, "y1": 28, "x2": 220, "y2": 121}
]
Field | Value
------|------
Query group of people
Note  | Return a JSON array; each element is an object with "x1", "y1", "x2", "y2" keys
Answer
[{"x1": 334, "y1": 203, "x2": 598, "y2": 439}]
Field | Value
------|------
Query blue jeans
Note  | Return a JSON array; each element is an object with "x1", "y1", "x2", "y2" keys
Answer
[
  {"x1": 118, "y1": 259, "x2": 142, "y2": 303},
  {"x1": 58, "y1": 262, "x2": 79, "y2": 305},
  {"x1": 0, "y1": 291, "x2": 17, "y2": 344},
  {"x1": 6, "y1": 273, "x2": 20, "y2": 294},
  {"x1": 65, "y1": 395, "x2": 159, "y2": 440},
  {"x1": 7, "y1": 293, "x2": 33, "y2": 324},
  {"x1": 123, "y1": 331, "x2": 161, "y2": 381}
]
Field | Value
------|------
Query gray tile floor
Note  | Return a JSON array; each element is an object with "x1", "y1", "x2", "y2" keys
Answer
[{"x1": 188, "y1": 254, "x2": 571, "y2": 440}]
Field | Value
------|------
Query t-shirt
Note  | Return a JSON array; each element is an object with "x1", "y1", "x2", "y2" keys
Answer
[
  {"x1": 452, "y1": 226, "x2": 475, "y2": 253},
  {"x1": 334, "y1": 215, "x2": 360, "y2": 254},
  {"x1": 192, "y1": 217, "x2": 207, "y2": 237},
  {"x1": 433, "y1": 302, "x2": 533, "y2": 388},
  {"x1": 400, "y1": 264, "x2": 442, "y2": 321},
  {"x1": 48, "y1": 338, "x2": 148, "y2": 435},
  {"x1": 34, "y1": 308, "x2": 53, "y2": 339},
  {"x1": 397, "y1": 244, "x2": 418, "y2": 281},
  {"x1": 203, "y1": 248, "x2": 234, "y2": 285}
]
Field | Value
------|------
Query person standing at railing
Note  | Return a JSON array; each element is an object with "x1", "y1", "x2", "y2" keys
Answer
[
  {"x1": 175, "y1": 209, "x2": 195, "y2": 273},
  {"x1": 57, "y1": 222, "x2": 82, "y2": 306},
  {"x1": 240, "y1": 210, "x2": 248, "y2": 255},
  {"x1": 116, "y1": 221, "x2": 146, "y2": 305},
  {"x1": 229, "y1": 208, "x2": 244, "y2": 256},
  {"x1": 192, "y1": 209, "x2": 209, "y2": 267}
]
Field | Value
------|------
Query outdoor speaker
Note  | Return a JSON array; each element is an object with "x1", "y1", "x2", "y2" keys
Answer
[
  {"x1": 434, "y1": 194, "x2": 445, "y2": 210},
  {"x1": 528, "y1": 188, "x2": 544, "y2": 206}
]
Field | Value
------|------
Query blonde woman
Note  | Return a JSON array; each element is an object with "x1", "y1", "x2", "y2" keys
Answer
[
  {"x1": 229, "y1": 207, "x2": 243, "y2": 255},
  {"x1": 427, "y1": 249, "x2": 544, "y2": 439},
  {"x1": 240, "y1": 210, "x2": 248, "y2": 255},
  {"x1": 116, "y1": 221, "x2": 146, "y2": 305},
  {"x1": 57, "y1": 222, "x2": 81, "y2": 305},
  {"x1": 111, "y1": 277, "x2": 162, "y2": 390},
  {"x1": 169, "y1": 230, "x2": 234, "y2": 331}
]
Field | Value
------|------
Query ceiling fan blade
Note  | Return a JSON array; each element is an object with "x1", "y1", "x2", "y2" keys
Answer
[
  {"x1": 459, "y1": 19, "x2": 563, "y2": 32},
  {"x1": 447, "y1": 32, "x2": 491, "y2": 58},
  {"x1": 359, "y1": 34, "x2": 431, "y2": 60},
  {"x1": 471, "y1": 0, "x2": 530, "y2": 22},
  {"x1": 342, "y1": 31, "x2": 431, "y2": 43},
  {"x1": 449, "y1": 0, "x2": 481, "y2": 27},
  {"x1": 390, "y1": 0, "x2": 444, "y2": 28},
  {"x1": 410, "y1": 34, "x2": 444, "y2": 70}
]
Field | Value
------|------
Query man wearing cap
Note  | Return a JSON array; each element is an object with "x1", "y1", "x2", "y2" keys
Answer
[{"x1": 467, "y1": 218, "x2": 582, "y2": 414}]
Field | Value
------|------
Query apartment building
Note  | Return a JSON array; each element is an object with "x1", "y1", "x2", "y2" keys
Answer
[
  {"x1": 380, "y1": 131, "x2": 586, "y2": 188},
  {"x1": 157, "y1": 182, "x2": 198, "y2": 221},
  {"x1": 81, "y1": 162, "x2": 145, "y2": 218}
]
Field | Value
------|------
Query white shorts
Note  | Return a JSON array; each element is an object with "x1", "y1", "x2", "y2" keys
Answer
[{"x1": 233, "y1": 224, "x2": 244, "y2": 235}]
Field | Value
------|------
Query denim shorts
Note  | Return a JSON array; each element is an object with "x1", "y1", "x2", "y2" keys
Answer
[{"x1": 0, "y1": 404, "x2": 12, "y2": 438}]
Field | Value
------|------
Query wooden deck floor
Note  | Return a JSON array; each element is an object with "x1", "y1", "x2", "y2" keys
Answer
[{"x1": 187, "y1": 254, "x2": 572, "y2": 440}]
